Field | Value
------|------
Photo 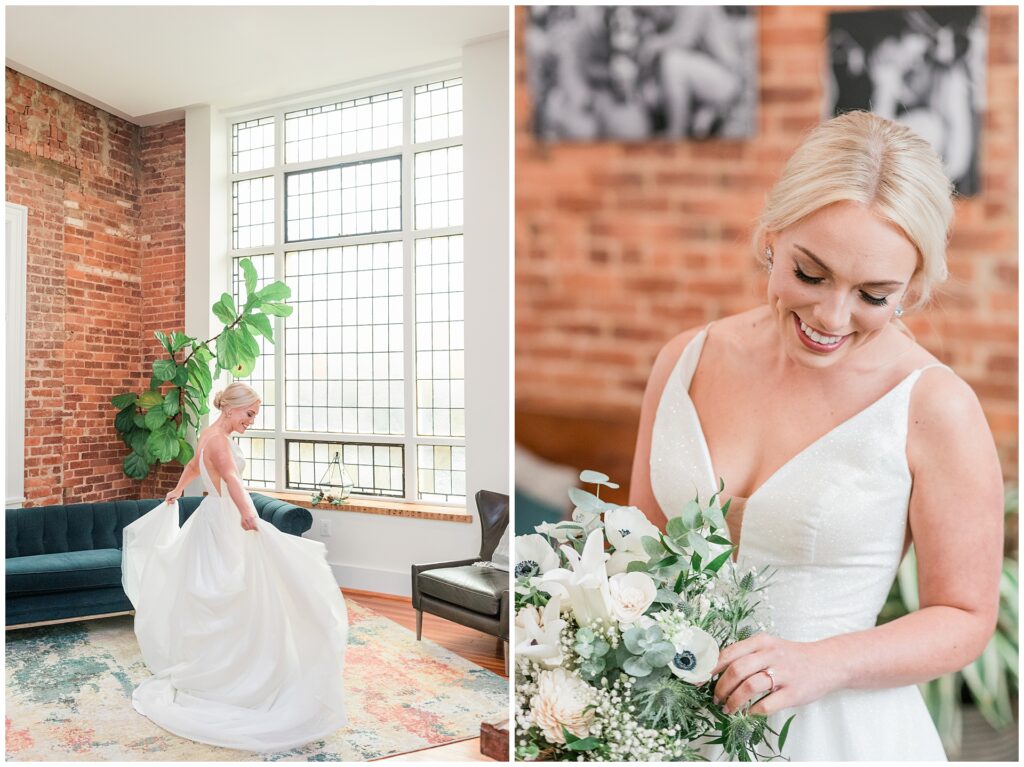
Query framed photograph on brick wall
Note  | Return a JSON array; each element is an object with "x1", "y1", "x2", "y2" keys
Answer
[{"x1": 827, "y1": 7, "x2": 986, "y2": 196}]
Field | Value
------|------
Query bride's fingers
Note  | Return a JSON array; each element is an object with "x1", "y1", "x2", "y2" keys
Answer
[
  {"x1": 711, "y1": 632, "x2": 768, "y2": 676},
  {"x1": 723, "y1": 665, "x2": 775, "y2": 714},
  {"x1": 713, "y1": 650, "x2": 770, "y2": 705}
]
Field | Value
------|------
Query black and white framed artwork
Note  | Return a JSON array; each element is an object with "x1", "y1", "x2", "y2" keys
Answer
[
  {"x1": 827, "y1": 7, "x2": 986, "y2": 196},
  {"x1": 526, "y1": 6, "x2": 757, "y2": 141}
]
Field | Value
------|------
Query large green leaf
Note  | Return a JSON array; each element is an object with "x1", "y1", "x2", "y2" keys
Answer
[
  {"x1": 154, "y1": 330, "x2": 173, "y2": 354},
  {"x1": 147, "y1": 424, "x2": 180, "y2": 462},
  {"x1": 260, "y1": 301, "x2": 293, "y2": 317},
  {"x1": 124, "y1": 452, "x2": 150, "y2": 480},
  {"x1": 129, "y1": 428, "x2": 151, "y2": 457},
  {"x1": 170, "y1": 331, "x2": 192, "y2": 353},
  {"x1": 240, "y1": 258, "x2": 258, "y2": 296},
  {"x1": 163, "y1": 389, "x2": 180, "y2": 417},
  {"x1": 114, "y1": 406, "x2": 136, "y2": 434},
  {"x1": 153, "y1": 358, "x2": 177, "y2": 382},
  {"x1": 237, "y1": 326, "x2": 260, "y2": 358},
  {"x1": 244, "y1": 312, "x2": 274, "y2": 342},
  {"x1": 212, "y1": 293, "x2": 236, "y2": 325},
  {"x1": 177, "y1": 438, "x2": 195, "y2": 466},
  {"x1": 255, "y1": 281, "x2": 291, "y2": 302},
  {"x1": 144, "y1": 407, "x2": 168, "y2": 431},
  {"x1": 111, "y1": 392, "x2": 137, "y2": 410},
  {"x1": 217, "y1": 327, "x2": 243, "y2": 370},
  {"x1": 193, "y1": 344, "x2": 214, "y2": 365},
  {"x1": 231, "y1": 355, "x2": 257, "y2": 378},
  {"x1": 138, "y1": 390, "x2": 164, "y2": 409},
  {"x1": 172, "y1": 364, "x2": 189, "y2": 386},
  {"x1": 133, "y1": 412, "x2": 147, "y2": 428}
]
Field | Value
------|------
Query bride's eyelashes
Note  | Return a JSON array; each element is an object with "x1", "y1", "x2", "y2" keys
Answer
[{"x1": 791, "y1": 266, "x2": 890, "y2": 307}]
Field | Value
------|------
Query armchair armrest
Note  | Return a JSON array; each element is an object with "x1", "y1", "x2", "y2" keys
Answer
[
  {"x1": 499, "y1": 589, "x2": 509, "y2": 642},
  {"x1": 411, "y1": 557, "x2": 480, "y2": 609}
]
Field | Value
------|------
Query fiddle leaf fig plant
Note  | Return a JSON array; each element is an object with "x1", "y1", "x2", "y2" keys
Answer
[{"x1": 110, "y1": 258, "x2": 292, "y2": 480}]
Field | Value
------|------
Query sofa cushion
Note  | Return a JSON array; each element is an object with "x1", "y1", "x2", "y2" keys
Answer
[
  {"x1": 6, "y1": 549, "x2": 124, "y2": 596},
  {"x1": 417, "y1": 565, "x2": 505, "y2": 616}
]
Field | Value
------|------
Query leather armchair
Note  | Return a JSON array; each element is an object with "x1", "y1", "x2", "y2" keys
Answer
[{"x1": 411, "y1": 490, "x2": 510, "y2": 670}]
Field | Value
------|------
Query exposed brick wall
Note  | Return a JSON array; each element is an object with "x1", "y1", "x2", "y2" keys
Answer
[
  {"x1": 6, "y1": 68, "x2": 185, "y2": 506},
  {"x1": 515, "y1": 7, "x2": 1019, "y2": 485}
]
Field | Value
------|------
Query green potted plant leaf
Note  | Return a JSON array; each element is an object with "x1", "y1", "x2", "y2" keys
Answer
[{"x1": 110, "y1": 258, "x2": 292, "y2": 480}]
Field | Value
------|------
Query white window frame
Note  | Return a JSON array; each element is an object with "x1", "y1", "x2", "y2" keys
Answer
[
  {"x1": 224, "y1": 66, "x2": 466, "y2": 505},
  {"x1": 5, "y1": 202, "x2": 28, "y2": 507}
]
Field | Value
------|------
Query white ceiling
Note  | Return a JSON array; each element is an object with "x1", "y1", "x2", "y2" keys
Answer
[{"x1": 6, "y1": 5, "x2": 508, "y2": 126}]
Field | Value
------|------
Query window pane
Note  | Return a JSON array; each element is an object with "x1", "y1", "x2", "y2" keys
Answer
[
  {"x1": 287, "y1": 439, "x2": 403, "y2": 497},
  {"x1": 414, "y1": 78, "x2": 462, "y2": 143},
  {"x1": 232, "y1": 116, "x2": 275, "y2": 173},
  {"x1": 415, "y1": 235, "x2": 464, "y2": 437},
  {"x1": 413, "y1": 146, "x2": 462, "y2": 230},
  {"x1": 285, "y1": 243, "x2": 404, "y2": 435},
  {"x1": 285, "y1": 157, "x2": 401, "y2": 241},
  {"x1": 234, "y1": 436, "x2": 275, "y2": 488},
  {"x1": 233, "y1": 176, "x2": 274, "y2": 248},
  {"x1": 231, "y1": 254, "x2": 276, "y2": 430},
  {"x1": 285, "y1": 90, "x2": 402, "y2": 164},
  {"x1": 417, "y1": 444, "x2": 465, "y2": 503}
]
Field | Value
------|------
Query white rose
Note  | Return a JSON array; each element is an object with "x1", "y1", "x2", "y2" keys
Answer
[
  {"x1": 514, "y1": 534, "x2": 561, "y2": 578},
  {"x1": 668, "y1": 625, "x2": 720, "y2": 684},
  {"x1": 604, "y1": 506, "x2": 660, "y2": 553},
  {"x1": 530, "y1": 667, "x2": 596, "y2": 744},
  {"x1": 607, "y1": 571, "x2": 657, "y2": 624}
]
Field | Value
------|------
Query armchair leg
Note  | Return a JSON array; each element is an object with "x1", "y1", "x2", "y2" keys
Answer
[{"x1": 416, "y1": 609, "x2": 423, "y2": 640}]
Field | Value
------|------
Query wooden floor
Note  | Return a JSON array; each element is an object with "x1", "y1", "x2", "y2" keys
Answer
[{"x1": 343, "y1": 589, "x2": 507, "y2": 762}]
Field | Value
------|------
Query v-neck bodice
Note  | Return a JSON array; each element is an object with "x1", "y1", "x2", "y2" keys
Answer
[
  {"x1": 650, "y1": 325, "x2": 946, "y2": 642},
  {"x1": 198, "y1": 439, "x2": 245, "y2": 497}
]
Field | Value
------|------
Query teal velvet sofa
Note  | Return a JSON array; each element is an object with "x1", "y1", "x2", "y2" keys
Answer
[{"x1": 5, "y1": 494, "x2": 312, "y2": 628}]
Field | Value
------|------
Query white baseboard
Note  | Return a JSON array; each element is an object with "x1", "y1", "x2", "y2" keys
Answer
[{"x1": 330, "y1": 562, "x2": 410, "y2": 598}]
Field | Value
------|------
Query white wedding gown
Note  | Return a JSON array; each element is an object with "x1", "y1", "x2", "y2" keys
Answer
[
  {"x1": 650, "y1": 326, "x2": 947, "y2": 761},
  {"x1": 121, "y1": 440, "x2": 348, "y2": 752}
]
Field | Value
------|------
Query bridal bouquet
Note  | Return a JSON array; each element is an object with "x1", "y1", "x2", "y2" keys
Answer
[{"x1": 514, "y1": 471, "x2": 793, "y2": 761}]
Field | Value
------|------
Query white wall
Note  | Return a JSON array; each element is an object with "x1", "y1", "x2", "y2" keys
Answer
[{"x1": 183, "y1": 33, "x2": 510, "y2": 597}]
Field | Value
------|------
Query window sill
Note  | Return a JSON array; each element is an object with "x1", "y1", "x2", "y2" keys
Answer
[{"x1": 255, "y1": 490, "x2": 472, "y2": 524}]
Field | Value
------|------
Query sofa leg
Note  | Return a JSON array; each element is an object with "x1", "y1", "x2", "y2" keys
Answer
[{"x1": 416, "y1": 609, "x2": 423, "y2": 640}]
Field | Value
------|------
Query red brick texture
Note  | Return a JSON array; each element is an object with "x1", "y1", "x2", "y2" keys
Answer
[
  {"x1": 6, "y1": 68, "x2": 185, "y2": 506},
  {"x1": 515, "y1": 7, "x2": 1019, "y2": 484}
]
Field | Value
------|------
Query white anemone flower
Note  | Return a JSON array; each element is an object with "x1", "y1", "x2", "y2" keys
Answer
[
  {"x1": 515, "y1": 596, "x2": 566, "y2": 668},
  {"x1": 570, "y1": 506, "x2": 603, "y2": 536},
  {"x1": 536, "y1": 521, "x2": 580, "y2": 543},
  {"x1": 529, "y1": 667, "x2": 596, "y2": 744},
  {"x1": 668, "y1": 624, "x2": 720, "y2": 684},
  {"x1": 514, "y1": 534, "x2": 561, "y2": 579},
  {"x1": 539, "y1": 529, "x2": 613, "y2": 627},
  {"x1": 607, "y1": 571, "x2": 657, "y2": 624},
  {"x1": 604, "y1": 506, "x2": 660, "y2": 553}
]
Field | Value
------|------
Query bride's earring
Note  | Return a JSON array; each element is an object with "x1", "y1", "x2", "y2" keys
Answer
[
  {"x1": 894, "y1": 306, "x2": 904, "y2": 319},
  {"x1": 765, "y1": 246, "x2": 773, "y2": 273}
]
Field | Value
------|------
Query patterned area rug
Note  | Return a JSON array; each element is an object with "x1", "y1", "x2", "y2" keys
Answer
[{"x1": 6, "y1": 600, "x2": 507, "y2": 761}]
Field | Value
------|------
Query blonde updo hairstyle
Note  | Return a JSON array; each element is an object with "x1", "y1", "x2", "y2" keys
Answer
[
  {"x1": 213, "y1": 382, "x2": 260, "y2": 413},
  {"x1": 754, "y1": 111, "x2": 954, "y2": 313}
]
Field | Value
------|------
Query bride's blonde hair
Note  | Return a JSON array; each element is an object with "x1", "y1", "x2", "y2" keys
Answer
[
  {"x1": 754, "y1": 110, "x2": 954, "y2": 313},
  {"x1": 213, "y1": 382, "x2": 260, "y2": 412}
]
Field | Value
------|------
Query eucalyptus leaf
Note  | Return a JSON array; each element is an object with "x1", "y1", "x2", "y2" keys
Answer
[
  {"x1": 703, "y1": 502, "x2": 726, "y2": 530},
  {"x1": 688, "y1": 530, "x2": 709, "y2": 561},
  {"x1": 641, "y1": 535, "x2": 667, "y2": 559},
  {"x1": 681, "y1": 500, "x2": 702, "y2": 530},
  {"x1": 666, "y1": 516, "x2": 688, "y2": 540},
  {"x1": 568, "y1": 486, "x2": 611, "y2": 512},
  {"x1": 645, "y1": 641, "x2": 677, "y2": 667},
  {"x1": 623, "y1": 656, "x2": 653, "y2": 677},
  {"x1": 706, "y1": 548, "x2": 734, "y2": 574}
]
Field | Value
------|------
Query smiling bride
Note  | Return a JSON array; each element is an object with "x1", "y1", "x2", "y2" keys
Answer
[{"x1": 629, "y1": 111, "x2": 1003, "y2": 760}]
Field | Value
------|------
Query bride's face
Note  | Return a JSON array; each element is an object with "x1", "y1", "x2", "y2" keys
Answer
[
  {"x1": 766, "y1": 201, "x2": 918, "y2": 369},
  {"x1": 226, "y1": 402, "x2": 260, "y2": 434}
]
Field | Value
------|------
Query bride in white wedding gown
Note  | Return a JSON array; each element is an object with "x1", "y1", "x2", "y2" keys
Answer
[
  {"x1": 122, "y1": 383, "x2": 347, "y2": 752},
  {"x1": 630, "y1": 112, "x2": 1003, "y2": 760}
]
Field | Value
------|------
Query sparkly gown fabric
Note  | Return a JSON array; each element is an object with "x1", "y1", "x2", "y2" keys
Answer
[
  {"x1": 650, "y1": 327, "x2": 947, "y2": 761},
  {"x1": 121, "y1": 441, "x2": 348, "y2": 752}
]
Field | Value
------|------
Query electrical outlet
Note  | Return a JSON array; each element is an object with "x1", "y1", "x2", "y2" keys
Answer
[{"x1": 319, "y1": 519, "x2": 330, "y2": 537}]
